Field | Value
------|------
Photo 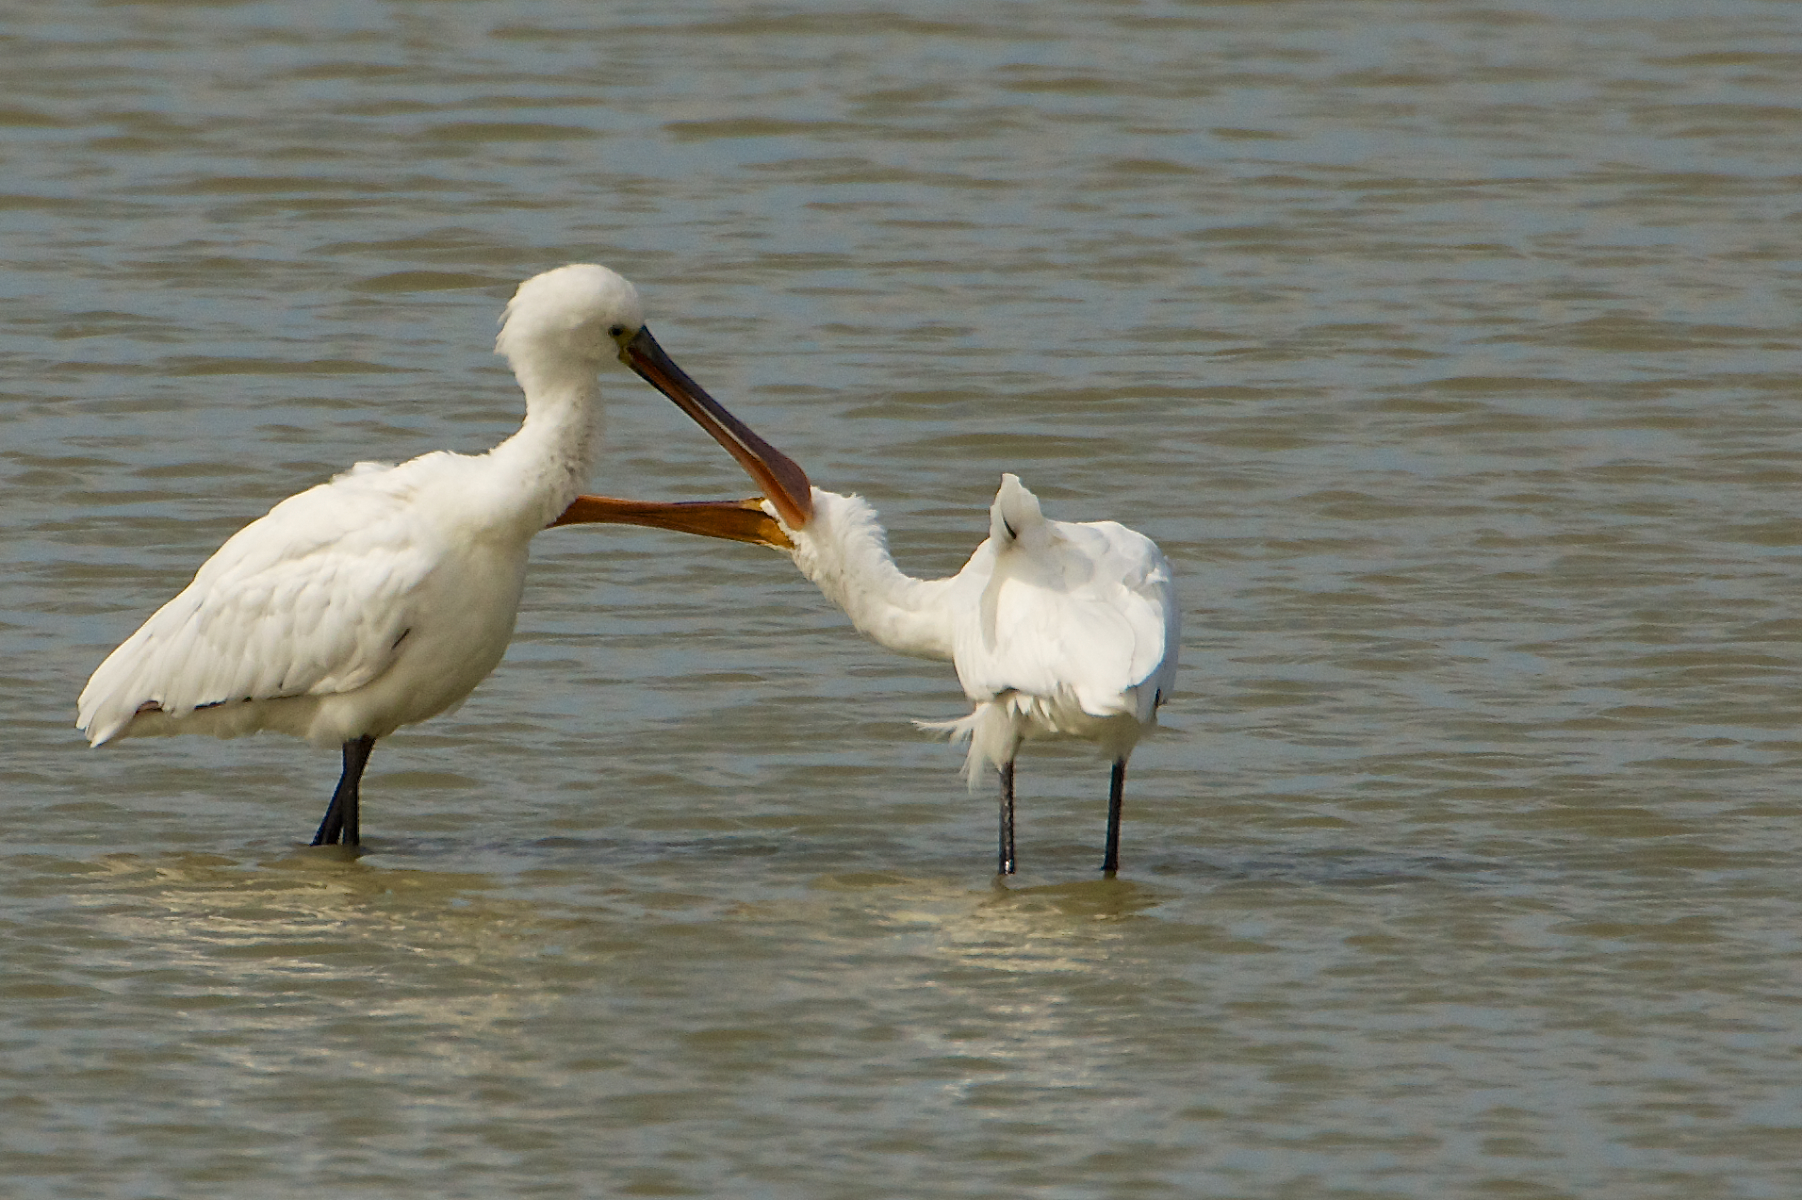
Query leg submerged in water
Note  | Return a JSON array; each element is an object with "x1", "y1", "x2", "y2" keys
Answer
[
  {"x1": 312, "y1": 735, "x2": 376, "y2": 847},
  {"x1": 1101, "y1": 758, "x2": 1126, "y2": 876},
  {"x1": 998, "y1": 760, "x2": 1017, "y2": 875}
]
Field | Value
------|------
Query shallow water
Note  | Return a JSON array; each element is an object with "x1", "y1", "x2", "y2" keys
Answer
[{"x1": 5, "y1": 1, "x2": 1802, "y2": 1196}]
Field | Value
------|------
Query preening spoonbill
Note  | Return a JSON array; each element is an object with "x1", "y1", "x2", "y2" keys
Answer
[
  {"x1": 560, "y1": 475, "x2": 1178, "y2": 876},
  {"x1": 77, "y1": 263, "x2": 809, "y2": 847}
]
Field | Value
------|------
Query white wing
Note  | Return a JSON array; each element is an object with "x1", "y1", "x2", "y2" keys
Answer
[
  {"x1": 77, "y1": 459, "x2": 446, "y2": 745},
  {"x1": 955, "y1": 518, "x2": 1176, "y2": 720}
]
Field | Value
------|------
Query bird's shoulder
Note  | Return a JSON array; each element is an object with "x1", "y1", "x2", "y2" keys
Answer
[
  {"x1": 191, "y1": 458, "x2": 457, "y2": 634},
  {"x1": 1052, "y1": 519, "x2": 1170, "y2": 590},
  {"x1": 197, "y1": 452, "x2": 473, "y2": 579}
]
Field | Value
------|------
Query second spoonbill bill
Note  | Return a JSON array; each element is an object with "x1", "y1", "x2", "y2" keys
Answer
[{"x1": 560, "y1": 471, "x2": 1177, "y2": 877}]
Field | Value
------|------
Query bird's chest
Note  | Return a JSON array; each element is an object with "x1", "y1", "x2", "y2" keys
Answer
[{"x1": 403, "y1": 540, "x2": 531, "y2": 680}]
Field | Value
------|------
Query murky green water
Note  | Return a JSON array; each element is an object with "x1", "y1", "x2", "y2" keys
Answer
[{"x1": 5, "y1": 1, "x2": 1802, "y2": 1196}]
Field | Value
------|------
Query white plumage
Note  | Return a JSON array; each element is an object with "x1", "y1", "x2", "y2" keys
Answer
[
  {"x1": 77, "y1": 263, "x2": 803, "y2": 847},
  {"x1": 79, "y1": 455, "x2": 521, "y2": 752},
  {"x1": 767, "y1": 473, "x2": 1178, "y2": 875},
  {"x1": 551, "y1": 470, "x2": 1175, "y2": 872}
]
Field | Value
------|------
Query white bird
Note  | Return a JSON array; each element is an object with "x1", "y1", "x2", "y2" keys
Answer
[
  {"x1": 558, "y1": 472, "x2": 1178, "y2": 875},
  {"x1": 76, "y1": 263, "x2": 811, "y2": 847}
]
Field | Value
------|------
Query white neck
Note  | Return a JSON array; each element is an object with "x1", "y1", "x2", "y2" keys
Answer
[
  {"x1": 484, "y1": 360, "x2": 603, "y2": 534},
  {"x1": 788, "y1": 491, "x2": 963, "y2": 662}
]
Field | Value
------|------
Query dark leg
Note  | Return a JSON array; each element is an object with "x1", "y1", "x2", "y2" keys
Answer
[
  {"x1": 312, "y1": 735, "x2": 375, "y2": 847},
  {"x1": 1101, "y1": 758, "x2": 1126, "y2": 876},
  {"x1": 998, "y1": 760, "x2": 1017, "y2": 876}
]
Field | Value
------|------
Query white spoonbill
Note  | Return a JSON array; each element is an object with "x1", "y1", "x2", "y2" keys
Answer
[
  {"x1": 77, "y1": 263, "x2": 811, "y2": 847},
  {"x1": 559, "y1": 473, "x2": 1178, "y2": 876}
]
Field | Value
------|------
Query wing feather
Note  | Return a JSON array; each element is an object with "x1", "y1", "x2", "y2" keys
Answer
[{"x1": 78, "y1": 463, "x2": 441, "y2": 744}]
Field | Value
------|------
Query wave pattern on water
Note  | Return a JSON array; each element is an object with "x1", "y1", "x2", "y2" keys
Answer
[{"x1": 4, "y1": 1, "x2": 1802, "y2": 1197}]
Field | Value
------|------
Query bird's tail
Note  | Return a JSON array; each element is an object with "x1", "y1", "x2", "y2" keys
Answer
[
  {"x1": 915, "y1": 702, "x2": 1020, "y2": 792},
  {"x1": 988, "y1": 472, "x2": 1046, "y2": 546}
]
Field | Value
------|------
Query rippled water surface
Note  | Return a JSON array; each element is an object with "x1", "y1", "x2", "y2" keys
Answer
[{"x1": 6, "y1": 1, "x2": 1802, "y2": 1196}]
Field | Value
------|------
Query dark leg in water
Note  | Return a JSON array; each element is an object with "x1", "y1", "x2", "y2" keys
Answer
[
  {"x1": 312, "y1": 735, "x2": 375, "y2": 847},
  {"x1": 1101, "y1": 758, "x2": 1127, "y2": 876},
  {"x1": 998, "y1": 760, "x2": 1017, "y2": 875}
]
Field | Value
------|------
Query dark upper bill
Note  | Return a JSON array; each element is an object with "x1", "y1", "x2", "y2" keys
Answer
[{"x1": 620, "y1": 325, "x2": 813, "y2": 529}]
